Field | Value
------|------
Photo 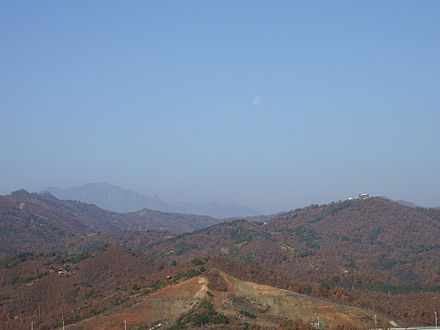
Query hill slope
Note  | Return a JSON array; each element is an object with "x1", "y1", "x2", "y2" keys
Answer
[
  {"x1": 76, "y1": 270, "x2": 393, "y2": 329},
  {"x1": 0, "y1": 249, "x2": 399, "y2": 329},
  {"x1": 0, "y1": 190, "x2": 222, "y2": 256},
  {"x1": 8, "y1": 189, "x2": 221, "y2": 232},
  {"x1": 145, "y1": 197, "x2": 440, "y2": 287},
  {"x1": 0, "y1": 194, "x2": 91, "y2": 256},
  {"x1": 2, "y1": 195, "x2": 440, "y2": 326},
  {"x1": 139, "y1": 197, "x2": 440, "y2": 325}
]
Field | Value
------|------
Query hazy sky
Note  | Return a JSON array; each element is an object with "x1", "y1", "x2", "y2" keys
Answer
[{"x1": 1, "y1": 1, "x2": 439, "y2": 213}]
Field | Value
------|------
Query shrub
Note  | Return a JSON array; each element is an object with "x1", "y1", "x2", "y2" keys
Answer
[
  {"x1": 240, "y1": 310, "x2": 256, "y2": 319},
  {"x1": 191, "y1": 258, "x2": 204, "y2": 266}
]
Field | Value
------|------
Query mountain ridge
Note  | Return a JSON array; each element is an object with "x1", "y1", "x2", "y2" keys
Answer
[
  {"x1": 2, "y1": 193, "x2": 440, "y2": 326},
  {"x1": 44, "y1": 183, "x2": 259, "y2": 218},
  {"x1": 145, "y1": 197, "x2": 440, "y2": 289},
  {"x1": 0, "y1": 189, "x2": 224, "y2": 256}
]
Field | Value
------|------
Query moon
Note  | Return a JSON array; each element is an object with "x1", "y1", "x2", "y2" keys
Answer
[{"x1": 252, "y1": 96, "x2": 262, "y2": 105}]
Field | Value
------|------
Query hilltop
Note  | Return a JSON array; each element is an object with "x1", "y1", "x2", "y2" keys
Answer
[
  {"x1": 76, "y1": 269, "x2": 393, "y2": 329},
  {"x1": 146, "y1": 197, "x2": 440, "y2": 285}
]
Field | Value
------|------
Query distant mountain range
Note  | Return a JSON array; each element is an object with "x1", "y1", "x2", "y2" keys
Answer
[
  {"x1": 44, "y1": 183, "x2": 258, "y2": 219},
  {"x1": 394, "y1": 200, "x2": 420, "y2": 208},
  {"x1": 394, "y1": 199, "x2": 440, "y2": 209}
]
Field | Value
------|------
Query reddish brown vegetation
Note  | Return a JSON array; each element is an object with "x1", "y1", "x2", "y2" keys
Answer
[
  {"x1": 2, "y1": 194, "x2": 440, "y2": 327},
  {"x1": 142, "y1": 198, "x2": 440, "y2": 325},
  {"x1": 0, "y1": 190, "x2": 221, "y2": 257}
]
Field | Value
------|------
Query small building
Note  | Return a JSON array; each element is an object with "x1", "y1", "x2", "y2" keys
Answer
[{"x1": 358, "y1": 193, "x2": 369, "y2": 200}]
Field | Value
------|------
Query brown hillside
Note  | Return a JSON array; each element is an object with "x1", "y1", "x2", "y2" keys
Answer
[
  {"x1": 141, "y1": 197, "x2": 440, "y2": 325},
  {"x1": 73, "y1": 270, "x2": 397, "y2": 330},
  {"x1": 7, "y1": 190, "x2": 221, "y2": 234},
  {"x1": 0, "y1": 190, "x2": 222, "y2": 256},
  {"x1": 2, "y1": 195, "x2": 440, "y2": 326},
  {"x1": 0, "y1": 195, "x2": 90, "y2": 256},
  {"x1": 0, "y1": 246, "x2": 166, "y2": 329}
]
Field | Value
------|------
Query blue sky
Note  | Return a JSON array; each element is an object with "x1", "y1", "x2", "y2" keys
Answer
[{"x1": 1, "y1": 1, "x2": 439, "y2": 212}]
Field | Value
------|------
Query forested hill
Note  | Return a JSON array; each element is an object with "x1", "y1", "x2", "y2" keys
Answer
[
  {"x1": 1, "y1": 195, "x2": 440, "y2": 326},
  {"x1": 266, "y1": 196, "x2": 440, "y2": 248},
  {"x1": 0, "y1": 190, "x2": 222, "y2": 256},
  {"x1": 128, "y1": 197, "x2": 440, "y2": 324},
  {"x1": 145, "y1": 197, "x2": 440, "y2": 292}
]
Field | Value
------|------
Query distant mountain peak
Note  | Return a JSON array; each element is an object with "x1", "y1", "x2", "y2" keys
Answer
[
  {"x1": 9, "y1": 189, "x2": 33, "y2": 200},
  {"x1": 44, "y1": 183, "x2": 259, "y2": 218}
]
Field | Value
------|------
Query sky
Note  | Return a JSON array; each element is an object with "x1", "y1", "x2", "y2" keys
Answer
[{"x1": 1, "y1": 1, "x2": 439, "y2": 213}]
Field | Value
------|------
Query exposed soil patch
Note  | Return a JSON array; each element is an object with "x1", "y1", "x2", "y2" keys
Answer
[{"x1": 69, "y1": 270, "x2": 396, "y2": 329}]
